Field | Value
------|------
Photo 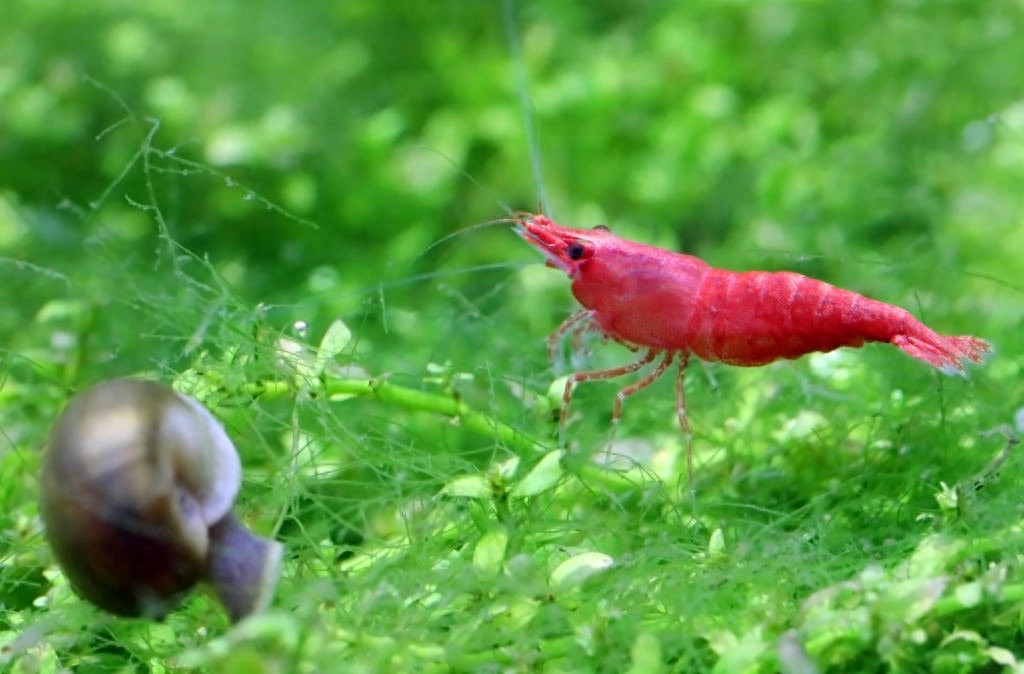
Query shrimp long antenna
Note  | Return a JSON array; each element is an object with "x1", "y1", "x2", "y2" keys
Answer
[
  {"x1": 419, "y1": 146, "x2": 515, "y2": 217},
  {"x1": 417, "y1": 217, "x2": 517, "y2": 260},
  {"x1": 502, "y1": 0, "x2": 552, "y2": 219}
]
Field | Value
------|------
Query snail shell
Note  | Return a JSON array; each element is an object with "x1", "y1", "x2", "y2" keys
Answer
[{"x1": 39, "y1": 379, "x2": 282, "y2": 622}]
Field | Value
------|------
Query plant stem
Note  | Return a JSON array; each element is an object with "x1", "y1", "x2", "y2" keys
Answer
[{"x1": 244, "y1": 376, "x2": 548, "y2": 457}]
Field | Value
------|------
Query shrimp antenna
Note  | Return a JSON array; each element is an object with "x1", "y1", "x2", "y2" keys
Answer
[
  {"x1": 502, "y1": 0, "x2": 552, "y2": 219},
  {"x1": 419, "y1": 146, "x2": 515, "y2": 217},
  {"x1": 417, "y1": 217, "x2": 517, "y2": 260}
]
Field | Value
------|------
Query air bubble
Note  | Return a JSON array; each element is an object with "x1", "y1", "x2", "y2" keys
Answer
[
  {"x1": 50, "y1": 330, "x2": 76, "y2": 351},
  {"x1": 293, "y1": 320, "x2": 309, "y2": 338}
]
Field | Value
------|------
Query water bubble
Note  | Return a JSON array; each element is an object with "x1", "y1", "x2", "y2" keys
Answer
[
  {"x1": 50, "y1": 330, "x2": 77, "y2": 351},
  {"x1": 293, "y1": 320, "x2": 309, "y2": 338}
]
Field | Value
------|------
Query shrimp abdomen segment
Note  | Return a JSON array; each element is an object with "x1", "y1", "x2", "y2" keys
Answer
[{"x1": 686, "y1": 270, "x2": 990, "y2": 372}]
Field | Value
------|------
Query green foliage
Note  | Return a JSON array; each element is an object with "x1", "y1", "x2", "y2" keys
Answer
[{"x1": 2, "y1": 0, "x2": 1024, "y2": 672}]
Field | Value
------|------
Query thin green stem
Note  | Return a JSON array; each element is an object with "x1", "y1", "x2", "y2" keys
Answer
[
  {"x1": 243, "y1": 376, "x2": 547, "y2": 457},
  {"x1": 240, "y1": 376, "x2": 667, "y2": 496}
]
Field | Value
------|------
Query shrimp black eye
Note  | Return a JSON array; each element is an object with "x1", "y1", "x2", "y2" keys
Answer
[
  {"x1": 566, "y1": 241, "x2": 586, "y2": 260},
  {"x1": 593, "y1": 224, "x2": 610, "y2": 232}
]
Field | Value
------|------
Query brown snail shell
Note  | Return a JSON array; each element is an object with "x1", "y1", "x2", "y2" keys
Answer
[{"x1": 39, "y1": 379, "x2": 282, "y2": 622}]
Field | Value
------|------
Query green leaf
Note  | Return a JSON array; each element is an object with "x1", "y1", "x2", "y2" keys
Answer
[
  {"x1": 314, "y1": 318, "x2": 352, "y2": 374},
  {"x1": 933, "y1": 481, "x2": 959, "y2": 511},
  {"x1": 35, "y1": 299, "x2": 89, "y2": 323},
  {"x1": 509, "y1": 449, "x2": 565, "y2": 498},
  {"x1": 952, "y1": 580, "x2": 984, "y2": 610},
  {"x1": 549, "y1": 551, "x2": 614, "y2": 594},
  {"x1": 708, "y1": 626, "x2": 769, "y2": 673},
  {"x1": 708, "y1": 527, "x2": 726, "y2": 558},
  {"x1": 986, "y1": 646, "x2": 1018, "y2": 667},
  {"x1": 440, "y1": 475, "x2": 491, "y2": 500},
  {"x1": 473, "y1": 527, "x2": 508, "y2": 576},
  {"x1": 492, "y1": 455, "x2": 521, "y2": 484},
  {"x1": 545, "y1": 376, "x2": 570, "y2": 407}
]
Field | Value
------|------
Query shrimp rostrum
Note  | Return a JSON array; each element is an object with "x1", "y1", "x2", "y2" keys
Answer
[{"x1": 515, "y1": 214, "x2": 991, "y2": 471}]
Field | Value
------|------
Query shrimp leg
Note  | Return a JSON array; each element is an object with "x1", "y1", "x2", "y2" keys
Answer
[
  {"x1": 675, "y1": 355, "x2": 693, "y2": 484},
  {"x1": 604, "y1": 351, "x2": 677, "y2": 463},
  {"x1": 547, "y1": 309, "x2": 594, "y2": 369},
  {"x1": 559, "y1": 348, "x2": 659, "y2": 445}
]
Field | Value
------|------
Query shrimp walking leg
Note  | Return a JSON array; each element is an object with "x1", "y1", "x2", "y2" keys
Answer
[
  {"x1": 613, "y1": 352, "x2": 676, "y2": 424},
  {"x1": 559, "y1": 349, "x2": 659, "y2": 445},
  {"x1": 548, "y1": 309, "x2": 595, "y2": 369},
  {"x1": 603, "y1": 352, "x2": 676, "y2": 462},
  {"x1": 675, "y1": 356, "x2": 693, "y2": 485}
]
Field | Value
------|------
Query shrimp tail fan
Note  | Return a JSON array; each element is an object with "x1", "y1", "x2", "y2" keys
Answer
[{"x1": 892, "y1": 334, "x2": 991, "y2": 375}]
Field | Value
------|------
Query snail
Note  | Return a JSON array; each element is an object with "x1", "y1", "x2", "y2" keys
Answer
[{"x1": 39, "y1": 378, "x2": 283, "y2": 622}]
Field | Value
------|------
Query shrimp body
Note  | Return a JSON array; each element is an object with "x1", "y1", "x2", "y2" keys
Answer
[
  {"x1": 518, "y1": 214, "x2": 989, "y2": 372},
  {"x1": 688, "y1": 269, "x2": 991, "y2": 371},
  {"x1": 515, "y1": 214, "x2": 990, "y2": 471}
]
